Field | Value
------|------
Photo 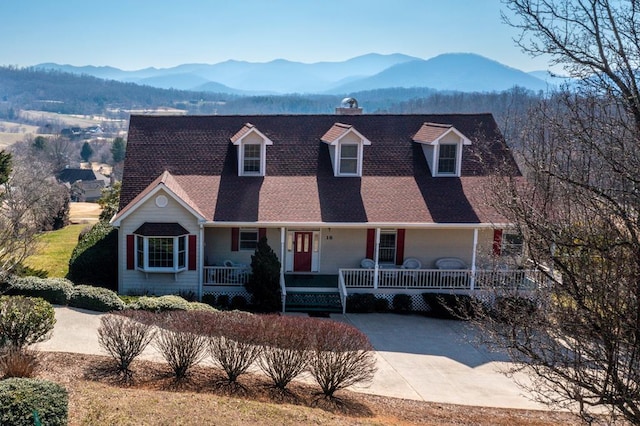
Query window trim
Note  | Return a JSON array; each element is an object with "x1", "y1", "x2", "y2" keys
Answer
[
  {"x1": 241, "y1": 143, "x2": 263, "y2": 176},
  {"x1": 436, "y1": 143, "x2": 458, "y2": 175},
  {"x1": 239, "y1": 228, "x2": 259, "y2": 251},
  {"x1": 135, "y1": 234, "x2": 188, "y2": 273},
  {"x1": 378, "y1": 230, "x2": 397, "y2": 265}
]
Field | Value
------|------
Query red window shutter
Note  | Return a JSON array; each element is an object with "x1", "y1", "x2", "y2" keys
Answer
[
  {"x1": 365, "y1": 228, "x2": 375, "y2": 259},
  {"x1": 395, "y1": 229, "x2": 406, "y2": 265},
  {"x1": 231, "y1": 227, "x2": 239, "y2": 251},
  {"x1": 188, "y1": 235, "x2": 197, "y2": 270},
  {"x1": 126, "y1": 235, "x2": 135, "y2": 270},
  {"x1": 493, "y1": 229, "x2": 503, "y2": 256},
  {"x1": 258, "y1": 228, "x2": 267, "y2": 241}
]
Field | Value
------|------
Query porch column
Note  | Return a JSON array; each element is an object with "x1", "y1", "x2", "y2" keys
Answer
[
  {"x1": 470, "y1": 228, "x2": 478, "y2": 291},
  {"x1": 373, "y1": 228, "x2": 381, "y2": 290},
  {"x1": 280, "y1": 227, "x2": 285, "y2": 276},
  {"x1": 198, "y1": 224, "x2": 204, "y2": 300}
]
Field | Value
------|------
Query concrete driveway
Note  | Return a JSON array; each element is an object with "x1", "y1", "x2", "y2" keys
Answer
[{"x1": 36, "y1": 307, "x2": 544, "y2": 410}]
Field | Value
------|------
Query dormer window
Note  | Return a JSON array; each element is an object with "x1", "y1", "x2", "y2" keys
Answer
[
  {"x1": 230, "y1": 123, "x2": 273, "y2": 177},
  {"x1": 321, "y1": 123, "x2": 371, "y2": 177},
  {"x1": 413, "y1": 122, "x2": 471, "y2": 177}
]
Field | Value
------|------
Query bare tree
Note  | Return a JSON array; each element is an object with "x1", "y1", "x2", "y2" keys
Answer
[{"x1": 480, "y1": 1, "x2": 640, "y2": 422}]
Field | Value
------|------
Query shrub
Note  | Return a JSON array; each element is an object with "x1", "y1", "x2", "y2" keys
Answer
[
  {"x1": 129, "y1": 295, "x2": 192, "y2": 312},
  {"x1": 9, "y1": 263, "x2": 48, "y2": 279},
  {"x1": 374, "y1": 297, "x2": 389, "y2": 312},
  {"x1": 67, "y1": 221, "x2": 118, "y2": 290},
  {"x1": 346, "y1": 293, "x2": 377, "y2": 313},
  {"x1": 245, "y1": 237, "x2": 281, "y2": 312},
  {"x1": 0, "y1": 347, "x2": 40, "y2": 378},
  {"x1": 5, "y1": 276, "x2": 73, "y2": 305},
  {"x1": 97, "y1": 312, "x2": 156, "y2": 379},
  {"x1": 230, "y1": 295, "x2": 247, "y2": 311},
  {"x1": 216, "y1": 295, "x2": 230, "y2": 310},
  {"x1": 257, "y1": 315, "x2": 312, "y2": 389},
  {"x1": 206, "y1": 311, "x2": 264, "y2": 383},
  {"x1": 153, "y1": 311, "x2": 209, "y2": 380},
  {"x1": 392, "y1": 294, "x2": 412, "y2": 314},
  {"x1": 202, "y1": 293, "x2": 216, "y2": 307},
  {"x1": 307, "y1": 318, "x2": 377, "y2": 398},
  {"x1": 69, "y1": 285, "x2": 126, "y2": 312},
  {"x1": 0, "y1": 296, "x2": 56, "y2": 348},
  {"x1": 0, "y1": 378, "x2": 68, "y2": 426},
  {"x1": 178, "y1": 290, "x2": 197, "y2": 301},
  {"x1": 421, "y1": 293, "x2": 477, "y2": 320}
]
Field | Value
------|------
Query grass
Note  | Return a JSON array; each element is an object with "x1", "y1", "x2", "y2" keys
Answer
[{"x1": 24, "y1": 224, "x2": 88, "y2": 277}]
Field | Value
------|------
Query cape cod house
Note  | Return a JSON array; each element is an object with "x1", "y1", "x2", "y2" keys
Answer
[{"x1": 111, "y1": 105, "x2": 533, "y2": 312}]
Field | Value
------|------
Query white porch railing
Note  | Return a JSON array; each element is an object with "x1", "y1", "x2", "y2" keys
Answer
[
  {"x1": 203, "y1": 266, "x2": 250, "y2": 286},
  {"x1": 339, "y1": 268, "x2": 543, "y2": 291}
]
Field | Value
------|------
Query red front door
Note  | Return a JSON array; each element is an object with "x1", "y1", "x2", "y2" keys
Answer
[{"x1": 293, "y1": 231, "x2": 313, "y2": 272}]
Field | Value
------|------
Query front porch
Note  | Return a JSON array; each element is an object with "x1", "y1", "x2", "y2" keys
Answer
[{"x1": 202, "y1": 266, "x2": 543, "y2": 314}]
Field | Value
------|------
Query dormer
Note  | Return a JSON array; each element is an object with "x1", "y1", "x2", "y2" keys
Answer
[
  {"x1": 230, "y1": 123, "x2": 273, "y2": 176},
  {"x1": 413, "y1": 122, "x2": 472, "y2": 177},
  {"x1": 321, "y1": 123, "x2": 371, "y2": 177}
]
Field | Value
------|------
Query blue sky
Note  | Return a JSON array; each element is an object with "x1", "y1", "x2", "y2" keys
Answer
[{"x1": 0, "y1": 0, "x2": 552, "y2": 72}]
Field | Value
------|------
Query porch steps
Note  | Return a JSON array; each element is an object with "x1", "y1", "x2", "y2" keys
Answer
[{"x1": 284, "y1": 274, "x2": 342, "y2": 313}]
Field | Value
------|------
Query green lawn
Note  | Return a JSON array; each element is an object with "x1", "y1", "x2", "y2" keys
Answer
[{"x1": 24, "y1": 224, "x2": 88, "y2": 277}]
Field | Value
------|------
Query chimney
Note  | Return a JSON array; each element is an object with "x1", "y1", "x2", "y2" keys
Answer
[{"x1": 336, "y1": 97, "x2": 363, "y2": 115}]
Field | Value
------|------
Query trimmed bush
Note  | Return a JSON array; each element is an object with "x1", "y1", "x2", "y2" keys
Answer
[
  {"x1": 0, "y1": 296, "x2": 56, "y2": 348},
  {"x1": 129, "y1": 295, "x2": 193, "y2": 312},
  {"x1": 67, "y1": 221, "x2": 118, "y2": 290},
  {"x1": 202, "y1": 293, "x2": 216, "y2": 307},
  {"x1": 230, "y1": 295, "x2": 247, "y2": 311},
  {"x1": 69, "y1": 285, "x2": 126, "y2": 312},
  {"x1": 0, "y1": 347, "x2": 40, "y2": 378},
  {"x1": 0, "y1": 378, "x2": 68, "y2": 426},
  {"x1": 257, "y1": 315, "x2": 312, "y2": 389},
  {"x1": 392, "y1": 294, "x2": 412, "y2": 314},
  {"x1": 153, "y1": 311, "x2": 209, "y2": 380},
  {"x1": 421, "y1": 293, "x2": 477, "y2": 319},
  {"x1": 346, "y1": 293, "x2": 377, "y2": 313},
  {"x1": 5, "y1": 276, "x2": 73, "y2": 305},
  {"x1": 245, "y1": 237, "x2": 281, "y2": 312},
  {"x1": 216, "y1": 295, "x2": 230, "y2": 310},
  {"x1": 97, "y1": 311, "x2": 156, "y2": 379},
  {"x1": 374, "y1": 297, "x2": 389, "y2": 312},
  {"x1": 307, "y1": 318, "x2": 377, "y2": 398},
  {"x1": 206, "y1": 311, "x2": 264, "y2": 383}
]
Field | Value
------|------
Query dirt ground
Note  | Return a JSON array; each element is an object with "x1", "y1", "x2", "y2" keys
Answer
[{"x1": 69, "y1": 202, "x2": 102, "y2": 224}]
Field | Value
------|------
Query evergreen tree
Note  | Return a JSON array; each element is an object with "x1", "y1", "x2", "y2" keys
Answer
[
  {"x1": 245, "y1": 237, "x2": 281, "y2": 312},
  {"x1": 111, "y1": 137, "x2": 126, "y2": 163},
  {"x1": 0, "y1": 150, "x2": 10, "y2": 186},
  {"x1": 80, "y1": 141, "x2": 93, "y2": 162}
]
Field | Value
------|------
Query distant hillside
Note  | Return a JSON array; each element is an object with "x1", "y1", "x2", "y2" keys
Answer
[
  {"x1": 31, "y1": 52, "x2": 551, "y2": 94},
  {"x1": 331, "y1": 53, "x2": 550, "y2": 93}
]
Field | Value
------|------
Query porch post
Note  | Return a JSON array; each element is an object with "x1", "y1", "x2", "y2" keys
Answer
[
  {"x1": 373, "y1": 228, "x2": 381, "y2": 290},
  {"x1": 470, "y1": 228, "x2": 478, "y2": 291},
  {"x1": 280, "y1": 227, "x2": 285, "y2": 276},
  {"x1": 198, "y1": 224, "x2": 204, "y2": 300}
]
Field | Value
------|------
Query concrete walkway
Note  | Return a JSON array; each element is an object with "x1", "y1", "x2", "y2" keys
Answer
[{"x1": 35, "y1": 307, "x2": 545, "y2": 410}]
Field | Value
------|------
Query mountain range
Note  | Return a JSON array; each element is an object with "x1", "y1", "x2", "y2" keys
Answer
[{"x1": 35, "y1": 53, "x2": 556, "y2": 95}]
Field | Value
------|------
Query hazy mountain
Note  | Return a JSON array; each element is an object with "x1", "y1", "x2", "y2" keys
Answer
[
  {"x1": 331, "y1": 53, "x2": 550, "y2": 93},
  {"x1": 33, "y1": 53, "x2": 551, "y2": 94}
]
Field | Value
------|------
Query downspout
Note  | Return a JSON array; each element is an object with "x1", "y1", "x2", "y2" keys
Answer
[
  {"x1": 280, "y1": 227, "x2": 286, "y2": 313},
  {"x1": 198, "y1": 224, "x2": 204, "y2": 300},
  {"x1": 470, "y1": 228, "x2": 478, "y2": 291},
  {"x1": 373, "y1": 227, "x2": 381, "y2": 290}
]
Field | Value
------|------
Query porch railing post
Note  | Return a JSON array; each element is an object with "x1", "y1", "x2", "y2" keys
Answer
[
  {"x1": 373, "y1": 227, "x2": 381, "y2": 290},
  {"x1": 470, "y1": 228, "x2": 478, "y2": 291}
]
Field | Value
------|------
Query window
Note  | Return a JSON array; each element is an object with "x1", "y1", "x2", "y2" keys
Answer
[
  {"x1": 135, "y1": 235, "x2": 187, "y2": 271},
  {"x1": 438, "y1": 144, "x2": 457, "y2": 174},
  {"x1": 502, "y1": 233, "x2": 524, "y2": 256},
  {"x1": 378, "y1": 231, "x2": 396, "y2": 264},
  {"x1": 243, "y1": 144, "x2": 261, "y2": 174},
  {"x1": 339, "y1": 143, "x2": 358, "y2": 175},
  {"x1": 239, "y1": 229, "x2": 259, "y2": 251}
]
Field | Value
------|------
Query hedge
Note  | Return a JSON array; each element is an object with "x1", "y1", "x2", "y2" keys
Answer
[
  {"x1": 0, "y1": 378, "x2": 68, "y2": 426},
  {"x1": 421, "y1": 293, "x2": 477, "y2": 319},
  {"x1": 69, "y1": 285, "x2": 126, "y2": 312},
  {"x1": 67, "y1": 221, "x2": 118, "y2": 290},
  {"x1": 128, "y1": 295, "x2": 216, "y2": 312},
  {"x1": 5, "y1": 276, "x2": 73, "y2": 305}
]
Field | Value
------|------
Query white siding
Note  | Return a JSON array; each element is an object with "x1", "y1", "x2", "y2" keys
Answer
[{"x1": 118, "y1": 189, "x2": 200, "y2": 296}]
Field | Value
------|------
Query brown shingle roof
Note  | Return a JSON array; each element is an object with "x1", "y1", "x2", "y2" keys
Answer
[
  {"x1": 119, "y1": 114, "x2": 520, "y2": 225},
  {"x1": 412, "y1": 122, "x2": 453, "y2": 143}
]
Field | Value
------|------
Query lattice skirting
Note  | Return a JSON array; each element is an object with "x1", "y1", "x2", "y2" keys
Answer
[{"x1": 203, "y1": 289, "x2": 251, "y2": 300}]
